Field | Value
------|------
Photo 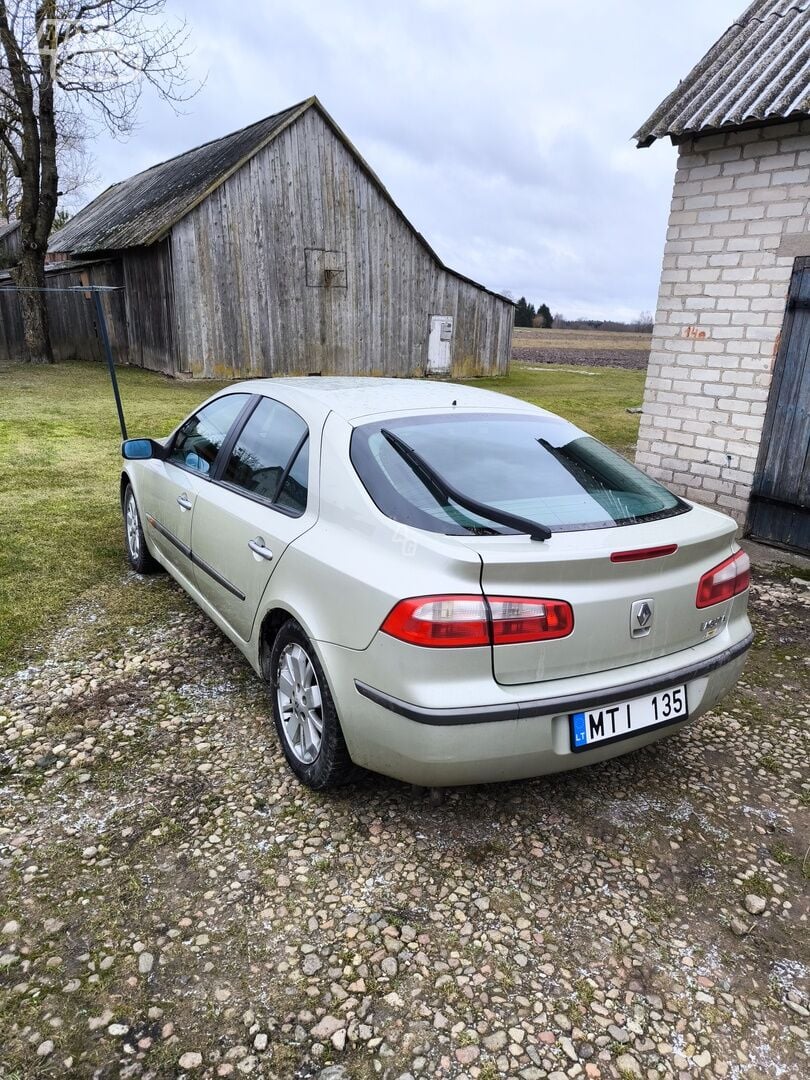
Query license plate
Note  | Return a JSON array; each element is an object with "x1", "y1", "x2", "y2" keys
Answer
[{"x1": 570, "y1": 684, "x2": 688, "y2": 752}]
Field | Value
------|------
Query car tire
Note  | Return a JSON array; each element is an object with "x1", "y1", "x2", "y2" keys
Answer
[
  {"x1": 267, "y1": 619, "x2": 355, "y2": 789},
  {"x1": 123, "y1": 484, "x2": 161, "y2": 574}
]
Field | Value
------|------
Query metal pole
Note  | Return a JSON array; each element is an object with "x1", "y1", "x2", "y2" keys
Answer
[{"x1": 93, "y1": 289, "x2": 128, "y2": 441}]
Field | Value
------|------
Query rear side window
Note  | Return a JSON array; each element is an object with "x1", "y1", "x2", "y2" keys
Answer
[
  {"x1": 275, "y1": 438, "x2": 309, "y2": 514},
  {"x1": 220, "y1": 396, "x2": 309, "y2": 514},
  {"x1": 169, "y1": 394, "x2": 250, "y2": 475},
  {"x1": 351, "y1": 413, "x2": 687, "y2": 535}
]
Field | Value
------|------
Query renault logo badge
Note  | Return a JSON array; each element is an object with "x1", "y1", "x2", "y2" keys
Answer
[{"x1": 631, "y1": 599, "x2": 654, "y2": 638}]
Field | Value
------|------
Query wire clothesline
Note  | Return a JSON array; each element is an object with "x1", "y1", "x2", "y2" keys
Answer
[{"x1": 0, "y1": 285, "x2": 123, "y2": 292}]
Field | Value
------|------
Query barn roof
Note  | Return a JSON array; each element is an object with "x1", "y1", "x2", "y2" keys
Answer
[
  {"x1": 50, "y1": 96, "x2": 512, "y2": 303},
  {"x1": 635, "y1": 0, "x2": 810, "y2": 147},
  {"x1": 0, "y1": 220, "x2": 20, "y2": 241},
  {"x1": 49, "y1": 100, "x2": 310, "y2": 253}
]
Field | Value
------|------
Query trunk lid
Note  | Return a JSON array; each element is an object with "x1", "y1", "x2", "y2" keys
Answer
[{"x1": 465, "y1": 504, "x2": 738, "y2": 685}]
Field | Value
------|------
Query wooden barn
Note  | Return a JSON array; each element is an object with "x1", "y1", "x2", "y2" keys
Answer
[{"x1": 0, "y1": 97, "x2": 513, "y2": 378}]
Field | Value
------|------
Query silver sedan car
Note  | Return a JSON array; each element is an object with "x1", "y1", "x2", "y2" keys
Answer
[{"x1": 120, "y1": 378, "x2": 753, "y2": 789}]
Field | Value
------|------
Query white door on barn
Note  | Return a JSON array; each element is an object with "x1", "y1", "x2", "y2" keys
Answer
[{"x1": 427, "y1": 315, "x2": 453, "y2": 374}]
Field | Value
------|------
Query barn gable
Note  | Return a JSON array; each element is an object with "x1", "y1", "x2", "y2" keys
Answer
[
  {"x1": 168, "y1": 104, "x2": 513, "y2": 378},
  {"x1": 49, "y1": 97, "x2": 507, "y2": 303}
]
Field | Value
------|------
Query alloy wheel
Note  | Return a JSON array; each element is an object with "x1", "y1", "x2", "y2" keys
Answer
[
  {"x1": 126, "y1": 492, "x2": 141, "y2": 561},
  {"x1": 276, "y1": 642, "x2": 323, "y2": 764}
]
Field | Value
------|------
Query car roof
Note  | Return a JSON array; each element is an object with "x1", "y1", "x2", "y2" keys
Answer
[{"x1": 223, "y1": 376, "x2": 551, "y2": 423}]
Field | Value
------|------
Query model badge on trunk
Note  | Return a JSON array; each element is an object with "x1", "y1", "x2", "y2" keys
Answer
[
  {"x1": 701, "y1": 613, "x2": 727, "y2": 638},
  {"x1": 631, "y1": 599, "x2": 654, "y2": 638}
]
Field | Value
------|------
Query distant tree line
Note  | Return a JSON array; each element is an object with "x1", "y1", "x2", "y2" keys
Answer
[
  {"x1": 514, "y1": 298, "x2": 553, "y2": 328},
  {"x1": 512, "y1": 300, "x2": 654, "y2": 334},
  {"x1": 552, "y1": 311, "x2": 655, "y2": 334}
]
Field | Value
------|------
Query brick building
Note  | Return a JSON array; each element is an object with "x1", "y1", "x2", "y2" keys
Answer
[{"x1": 634, "y1": 0, "x2": 810, "y2": 554}]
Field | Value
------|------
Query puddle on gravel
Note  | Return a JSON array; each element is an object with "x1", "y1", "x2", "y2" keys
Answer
[
  {"x1": 57, "y1": 792, "x2": 139, "y2": 837},
  {"x1": 177, "y1": 678, "x2": 244, "y2": 703},
  {"x1": 606, "y1": 793, "x2": 729, "y2": 839},
  {"x1": 770, "y1": 957, "x2": 810, "y2": 998},
  {"x1": 741, "y1": 804, "x2": 794, "y2": 831},
  {"x1": 729, "y1": 1046, "x2": 798, "y2": 1079}
]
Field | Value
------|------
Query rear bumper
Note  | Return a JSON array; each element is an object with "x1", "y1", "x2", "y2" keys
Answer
[
  {"x1": 354, "y1": 632, "x2": 753, "y2": 726},
  {"x1": 320, "y1": 628, "x2": 753, "y2": 786}
]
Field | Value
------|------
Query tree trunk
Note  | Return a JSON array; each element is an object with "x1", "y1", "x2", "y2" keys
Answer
[
  {"x1": 0, "y1": 2, "x2": 56, "y2": 364},
  {"x1": 14, "y1": 248, "x2": 52, "y2": 364}
]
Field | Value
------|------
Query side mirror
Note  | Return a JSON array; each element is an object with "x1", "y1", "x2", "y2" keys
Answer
[{"x1": 122, "y1": 438, "x2": 164, "y2": 461}]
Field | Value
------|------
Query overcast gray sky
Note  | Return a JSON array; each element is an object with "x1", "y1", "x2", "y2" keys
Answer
[{"x1": 83, "y1": 0, "x2": 745, "y2": 320}]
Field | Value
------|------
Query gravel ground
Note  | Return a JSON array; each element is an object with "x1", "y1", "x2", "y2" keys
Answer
[
  {"x1": 1, "y1": 566, "x2": 808, "y2": 1080},
  {"x1": 511, "y1": 349, "x2": 648, "y2": 371}
]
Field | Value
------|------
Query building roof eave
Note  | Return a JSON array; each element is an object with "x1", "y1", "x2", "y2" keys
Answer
[{"x1": 634, "y1": 0, "x2": 810, "y2": 148}]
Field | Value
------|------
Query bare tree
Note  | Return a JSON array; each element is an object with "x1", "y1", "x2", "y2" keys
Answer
[
  {"x1": 0, "y1": 77, "x2": 94, "y2": 225},
  {"x1": 52, "y1": 98, "x2": 98, "y2": 212},
  {"x1": 0, "y1": 143, "x2": 17, "y2": 222},
  {"x1": 0, "y1": 74, "x2": 21, "y2": 221},
  {"x1": 0, "y1": 1, "x2": 195, "y2": 363}
]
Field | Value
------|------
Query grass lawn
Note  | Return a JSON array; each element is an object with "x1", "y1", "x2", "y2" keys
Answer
[
  {"x1": 464, "y1": 365, "x2": 645, "y2": 450},
  {"x1": 0, "y1": 360, "x2": 645, "y2": 665},
  {"x1": 0, "y1": 362, "x2": 230, "y2": 666}
]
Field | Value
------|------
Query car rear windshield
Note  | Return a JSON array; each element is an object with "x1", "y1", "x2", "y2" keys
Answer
[{"x1": 350, "y1": 413, "x2": 689, "y2": 535}]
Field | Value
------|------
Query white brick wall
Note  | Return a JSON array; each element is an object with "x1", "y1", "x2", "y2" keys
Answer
[{"x1": 636, "y1": 121, "x2": 810, "y2": 522}]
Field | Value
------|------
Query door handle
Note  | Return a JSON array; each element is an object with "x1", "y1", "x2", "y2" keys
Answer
[
  {"x1": 177, "y1": 494, "x2": 192, "y2": 511},
  {"x1": 248, "y1": 537, "x2": 274, "y2": 561}
]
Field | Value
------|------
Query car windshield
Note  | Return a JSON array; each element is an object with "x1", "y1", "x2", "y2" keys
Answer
[{"x1": 350, "y1": 412, "x2": 688, "y2": 535}]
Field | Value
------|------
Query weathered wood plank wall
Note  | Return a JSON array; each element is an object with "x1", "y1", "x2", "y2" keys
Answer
[
  {"x1": 171, "y1": 107, "x2": 512, "y2": 378},
  {"x1": 121, "y1": 241, "x2": 176, "y2": 374},
  {"x1": 0, "y1": 260, "x2": 129, "y2": 365},
  {"x1": 0, "y1": 224, "x2": 21, "y2": 260},
  {"x1": 0, "y1": 281, "x2": 24, "y2": 360}
]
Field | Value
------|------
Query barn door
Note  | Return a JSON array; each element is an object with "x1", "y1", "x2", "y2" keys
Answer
[
  {"x1": 747, "y1": 259, "x2": 810, "y2": 554},
  {"x1": 427, "y1": 315, "x2": 453, "y2": 374}
]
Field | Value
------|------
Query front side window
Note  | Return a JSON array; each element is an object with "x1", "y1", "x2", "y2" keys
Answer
[
  {"x1": 169, "y1": 394, "x2": 250, "y2": 475},
  {"x1": 220, "y1": 396, "x2": 309, "y2": 514},
  {"x1": 351, "y1": 413, "x2": 688, "y2": 535}
]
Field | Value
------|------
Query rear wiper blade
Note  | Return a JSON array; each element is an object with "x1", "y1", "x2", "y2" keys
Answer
[{"x1": 381, "y1": 428, "x2": 551, "y2": 542}]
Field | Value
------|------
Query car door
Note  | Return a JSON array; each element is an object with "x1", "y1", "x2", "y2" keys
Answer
[
  {"x1": 190, "y1": 394, "x2": 316, "y2": 641},
  {"x1": 139, "y1": 394, "x2": 252, "y2": 585}
]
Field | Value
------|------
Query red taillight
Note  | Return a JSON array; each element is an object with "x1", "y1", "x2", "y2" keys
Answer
[
  {"x1": 696, "y1": 550, "x2": 751, "y2": 608},
  {"x1": 380, "y1": 595, "x2": 574, "y2": 648},
  {"x1": 488, "y1": 596, "x2": 574, "y2": 644},
  {"x1": 611, "y1": 544, "x2": 678, "y2": 563},
  {"x1": 380, "y1": 596, "x2": 490, "y2": 648}
]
